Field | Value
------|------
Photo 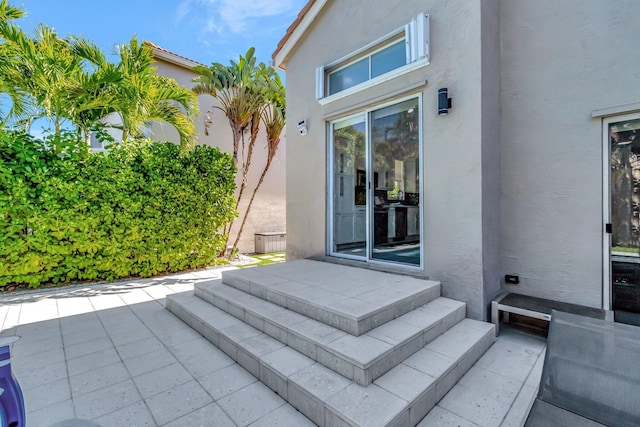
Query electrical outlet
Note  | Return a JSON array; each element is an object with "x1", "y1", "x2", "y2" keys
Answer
[{"x1": 505, "y1": 274, "x2": 520, "y2": 284}]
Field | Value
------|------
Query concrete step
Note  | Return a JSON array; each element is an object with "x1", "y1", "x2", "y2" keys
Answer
[
  {"x1": 194, "y1": 280, "x2": 466, "y2": 386},
  {"x1": 166, "y1": 292, "x2": 496, "y2": 427},
  {"x1": 220, "y1": 259, "x2": 441, "y2": 336}
]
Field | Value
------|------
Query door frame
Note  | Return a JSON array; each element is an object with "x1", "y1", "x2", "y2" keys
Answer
[
  {"x1": 602, "y1": 112, "x2": 640, "y2": 311},
  {"x1": 327, "y1": 111, "x2": 369, "y2": 262},
  {"x1": 326, "y1": 93, "x2": 424, "y2": 269}
]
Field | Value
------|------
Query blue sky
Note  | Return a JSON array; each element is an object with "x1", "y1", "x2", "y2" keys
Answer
[{"x1": 14, "y1": 0, "x2": 306, "y2": 66}]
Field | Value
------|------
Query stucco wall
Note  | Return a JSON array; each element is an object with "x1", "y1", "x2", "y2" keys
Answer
[
  {"x1": 480, "y1": 0, "x2": 502, "y2": 318},
  {"x1": 151, "y1": 60, "x2": 286, "y2": 253},
  {"x1": 283, "y1": 0, "x2": 500, "y2": 319},
  {"x1": 500, "y1": 0, "x2": 640, "y2": 307}
]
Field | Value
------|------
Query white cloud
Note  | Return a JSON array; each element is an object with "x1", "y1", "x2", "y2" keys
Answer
[
  {"x1": 177, "y1": 0, "x2": 301, "y2": 35},
  {"x1": 175, "y1": 0, "x2": 194, "y2": 23}
]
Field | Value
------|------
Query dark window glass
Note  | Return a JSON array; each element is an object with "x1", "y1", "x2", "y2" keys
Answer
[{"x1": 371, "y1": 40, "x2": 406, "y2": 78}]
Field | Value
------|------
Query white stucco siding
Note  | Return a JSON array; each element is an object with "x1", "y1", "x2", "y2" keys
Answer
[
  {"x1": 284, "y1": 0, "x2": 501, "y2": 319},
  {"x1": 501, "y1": 0, "x2": 640, "y2": 307},
  {"x1": 480, "y1": 0, "x2": 502, "y2": 315},
  {"x1": 421, "y1": 1, "x2": 487, "y2": 319},
  {"x1": 284, "y1": 57, "x2": 326, "y2": 260}
]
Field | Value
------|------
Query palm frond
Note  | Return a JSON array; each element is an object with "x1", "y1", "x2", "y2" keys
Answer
[{"x1": 0, "y1": 0, "x2": 24, "y2": 22}]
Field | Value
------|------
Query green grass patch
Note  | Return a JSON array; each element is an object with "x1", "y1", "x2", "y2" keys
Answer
[
  {"x1": 613, "y1": 246, "x2": 640, "y2": 254},
  {"x1": 238, "y1": 252, "x2": 285, "y2": 268}
]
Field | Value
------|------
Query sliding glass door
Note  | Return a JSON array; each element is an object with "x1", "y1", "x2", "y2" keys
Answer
[
  {"x1": 607, "y1": 114, "x2": 640, "y2": 320},
  {"x1": 329, "y1": 97, "x2": 422, "y2": 267}
]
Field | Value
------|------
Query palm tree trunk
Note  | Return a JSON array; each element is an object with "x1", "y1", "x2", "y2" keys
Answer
[
  {"x1": 231, "y1": 124, "x2": 243, "y2": 166},
  {"x1": 235, "y1": 117, "x2": 259, "y2": 210},
  {"x1": 225, "y1": 116, "x2": 259, "y2": 256},
  {"x1": 54, "y1": 117, "x2": 62, "y2": 153},
  {"x1": 83, "y1": 127, "x2": 92, "y2": 147},
  {"x1": 230, "y1": 158, "x2": 273, "y2": 257},
  {"x1": 218, "y1": 125, "x2": 245, "y2": 257},
  {"x1": 219, "y1": 128, "x2": 244, "y2": 256}
]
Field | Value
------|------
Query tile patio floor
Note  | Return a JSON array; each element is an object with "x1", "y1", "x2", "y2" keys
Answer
[{"x1": 0, "y1": 265, "x2": 545, "y2": 427}]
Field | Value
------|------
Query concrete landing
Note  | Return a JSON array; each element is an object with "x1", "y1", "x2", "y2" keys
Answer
[{"x1": 221, "y1": 259, "x2": 441, "y2": 336}]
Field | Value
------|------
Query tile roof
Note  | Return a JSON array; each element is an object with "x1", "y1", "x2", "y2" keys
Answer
[
  {"x1": 143, "y1": 41, "x2": 205, "y2": 69},
  {"x1": 272, "y1": 0, "x2": 317, "y2": 63}
]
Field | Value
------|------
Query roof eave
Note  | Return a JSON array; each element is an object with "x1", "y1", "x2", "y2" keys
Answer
[
  {"x1": 273, "y1": 0, "x2": 328, "y2": 71},
  {"x1": 151, "y1": 48, "x2": 202, "y2": 70},
  {"x1": 144, "y1": 41, "x2": 203, "y2": 70}
]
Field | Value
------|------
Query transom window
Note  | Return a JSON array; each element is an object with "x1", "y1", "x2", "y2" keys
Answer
[
  {"x1": 316, "y1": 13, "x2": 429, "y2": 100},
  {"x1": 327, "y1": 37, "x2": 407, "y2": 95}
]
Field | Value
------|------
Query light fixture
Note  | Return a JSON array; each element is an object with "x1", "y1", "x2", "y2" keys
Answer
[{"x1": 438, "y1": 88, "x2": 452, "y2": 116}]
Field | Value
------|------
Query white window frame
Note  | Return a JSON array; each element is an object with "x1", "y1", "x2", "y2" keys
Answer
[
  {"x1": 327, "y1": 112, "x2": 369, "y2": 262},
  {"x1": 316, "y1": 13, "x2": 430, "y2": 103}
]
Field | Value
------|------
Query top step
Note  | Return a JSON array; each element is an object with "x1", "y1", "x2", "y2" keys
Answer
[{"x1": 221, "y1": 260, "x2": 441, "y2": 336}]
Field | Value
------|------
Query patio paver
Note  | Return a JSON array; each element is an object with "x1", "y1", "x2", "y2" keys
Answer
[
  {"x1": 0, "y1": 263, "x2": 546, "y2": 426},
  {"x1": 0, "y1": 266, "x2": 314, "y2": 426}
]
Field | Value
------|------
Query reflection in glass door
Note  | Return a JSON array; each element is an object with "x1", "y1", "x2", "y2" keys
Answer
[
  {"x1": 371, "y1": 99, "x2": 421, "y2": 266},
  {"x1": 329, "y1": 97, "x2": 422, "y2": 267},
  {"x1": 331, "y1": 116, "x2": 367, "y2": 258},
  {"x1": 609, "y1": 116, "x2": 640, "y2": 322}
]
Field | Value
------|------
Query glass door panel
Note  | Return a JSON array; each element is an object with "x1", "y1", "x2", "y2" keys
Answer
[
  {"x1": 331, "y1": 116, "x2": 367, "y2": 258},
  {"x1": 370, "y1": 98, "x2": 421, "y2": 265},
  {"x1": 610, "y1": 117, "x2": 640, "y2": 318}
]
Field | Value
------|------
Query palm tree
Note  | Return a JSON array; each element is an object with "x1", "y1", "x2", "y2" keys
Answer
[
  {"x1": 232, "y1": 56, "x2": 272, "y2": 219},
  {"x1": 0, "y1": 18, "x2": 115, "y2": 144},
  {"x1": 0, "y1": 1, "x2": 25, "y2": 126},
  {"x1": 1, "y1": 7, "x2": 197, "y2": 152},
  {"x1": 0, "y1": 41, "x2": 29, "y2": 126},
  {"x1": 0, "y1": 0, "x2": 21, "y2": 21},
  {"x1": 65, "y1": 36, "x2": 123, "y2": 145},
  {"x1": 230, "y1": 68, "x2": 286, "y2": 252},
  {"x1": 2, "y1": 5, "x2": 99, "y2": 134},
  {"x1": 0, "y1": 22, "x2": 77, "y2": 136},
  {"x1": 192, "y1": 48, "x2": 268, "y2": 254},
  {"x1": 110, "y1": 37, "x2": 198, "y2": 152},
  {"x1": 192, "y1": 47, "x2": 264, "y2": 166}
]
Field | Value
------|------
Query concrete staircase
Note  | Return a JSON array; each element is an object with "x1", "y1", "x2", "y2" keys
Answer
[{"x1": 166, "y1": 260, "x2": 495, "y2": 426}]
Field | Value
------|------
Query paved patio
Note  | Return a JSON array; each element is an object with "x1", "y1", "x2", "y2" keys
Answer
[{"x1": 0, "y1": 266, "x2": 545, "y2": 426}]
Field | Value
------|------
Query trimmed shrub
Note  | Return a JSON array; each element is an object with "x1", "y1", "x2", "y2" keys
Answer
[{"x1": 0, "y1": 131, "x2": 236, "y2": 288}]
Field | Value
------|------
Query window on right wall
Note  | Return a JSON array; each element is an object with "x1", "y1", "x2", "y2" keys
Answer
[{"x1": 316, "y1": 13, "x2": 430, "y2": 100}]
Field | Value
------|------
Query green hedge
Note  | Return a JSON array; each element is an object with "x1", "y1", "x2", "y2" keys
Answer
[{"x1": 0, "y1": 131, "x2": 236, "y2": 288}]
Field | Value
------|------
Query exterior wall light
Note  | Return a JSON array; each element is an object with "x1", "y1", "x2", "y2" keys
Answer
[{"x1": 438, "y1": 88, "x2": 452, "y2": 116}]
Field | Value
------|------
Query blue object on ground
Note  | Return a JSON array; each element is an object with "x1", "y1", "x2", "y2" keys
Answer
[{"x1": 0, "y1": 336, "x2": 25, "y2": 427}]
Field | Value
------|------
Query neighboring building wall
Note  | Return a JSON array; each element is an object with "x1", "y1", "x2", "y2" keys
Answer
[
  {"x1": 150, "y1": 60, "x2": 286, "y2": 253},
  {"x1": 500, "y1": 0, "x2": 640, "y2": 307},
  {"x1": 283, "y1": 0, "x2": 501, "y2": 319}
]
